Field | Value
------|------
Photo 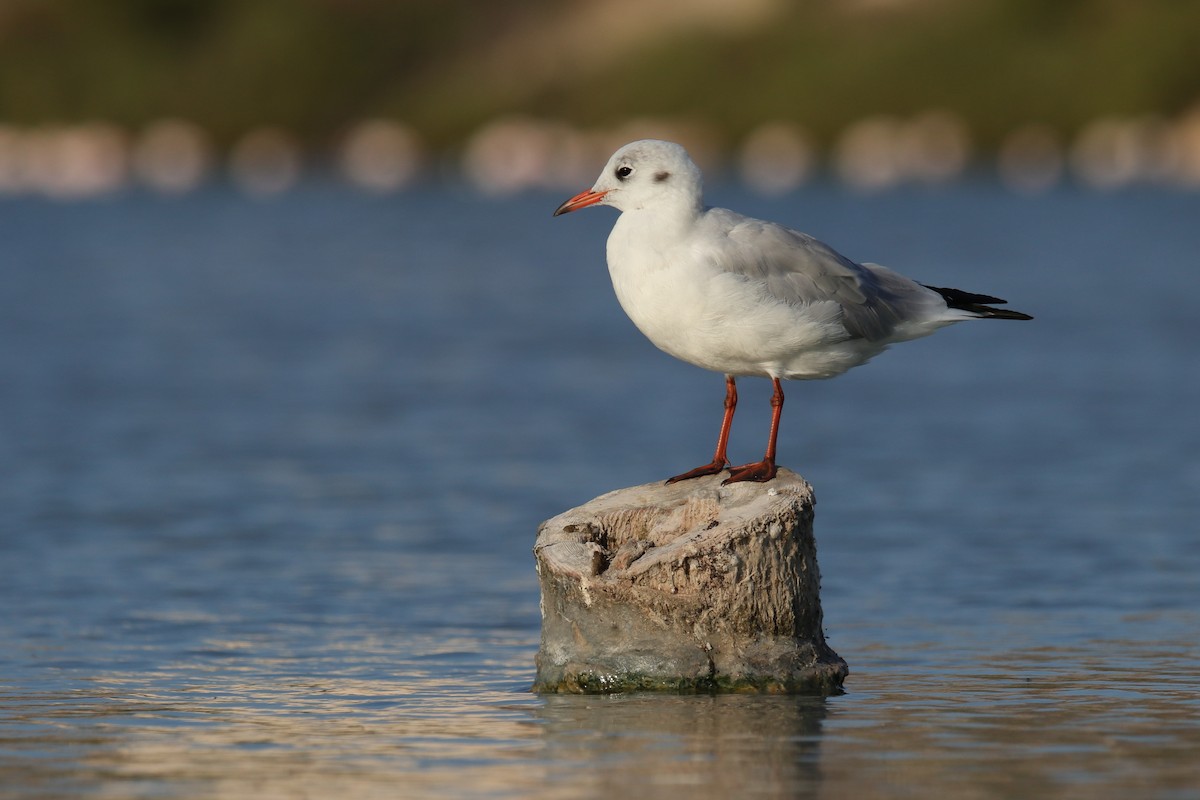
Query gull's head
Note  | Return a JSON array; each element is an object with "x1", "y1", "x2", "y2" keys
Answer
[{"x1": 554, "y1": 139, "x2": 703, "y2": 217}]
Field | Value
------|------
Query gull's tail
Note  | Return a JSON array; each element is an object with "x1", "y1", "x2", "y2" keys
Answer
[{"x1": 922, "y1": 284, "x2": 1033, "y2": 321}]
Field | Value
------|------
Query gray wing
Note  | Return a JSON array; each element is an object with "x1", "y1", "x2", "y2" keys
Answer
[{"x1": 706, "y1": 209, "x2": 929, "y2": 341}]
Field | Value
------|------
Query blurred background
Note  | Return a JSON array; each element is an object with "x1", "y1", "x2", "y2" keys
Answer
[{"x1": 2, "y1": 0, "x2": 1200, "y2": 197}]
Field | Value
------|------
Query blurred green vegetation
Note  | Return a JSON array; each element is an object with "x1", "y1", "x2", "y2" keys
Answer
[{"x1": 1, "y1": 0, "x2": 1197, "y2": 149}]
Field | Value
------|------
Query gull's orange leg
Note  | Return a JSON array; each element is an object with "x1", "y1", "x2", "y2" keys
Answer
[
  {"x1": 666, "y1": 375, "x2": 737, "y2": 484},
  {"x1": 723, "y1": 377, "x2": 783, "y2": 484}
]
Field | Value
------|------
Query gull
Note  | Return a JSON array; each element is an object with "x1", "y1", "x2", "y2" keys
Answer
[{"x1": 554, "y1": 139, "x2": 1031, "y2": 485}]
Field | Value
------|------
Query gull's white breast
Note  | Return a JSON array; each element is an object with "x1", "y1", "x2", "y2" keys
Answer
[{"x1": 605, "y1": 209, "x2": 883, "y2": 380}]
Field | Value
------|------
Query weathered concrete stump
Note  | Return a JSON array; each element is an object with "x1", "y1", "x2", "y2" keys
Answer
[{"x1": 534, "y1": 468, "x2": 847, "y2": 694}]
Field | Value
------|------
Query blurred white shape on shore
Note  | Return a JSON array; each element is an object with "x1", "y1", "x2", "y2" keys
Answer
[
  {"x1": 552, "y1": 129, "x2": 615, "y2": 188},
  {"x1": 1170, "y1": 107, "x2": 1200, "y2": 188},
  {"x1": 338, "y1": 120, "x2": 422, "y2": 192},
  {"x1": 3, "y1": 109, "x2": 1199, "y2": 200},
  {"x1": 902, "y1": 110, "x2": 971, "y2": 184},
  {"x1": 131, "y1": 119, "x2": 213, "y2": 194},
  {"x1": 0, "y1": 125, "x2": 24, "y2": 193},
  {"x1": 997, "y1": 123, "x2": 1065, "y2": 193},
  {"x1": 4, "y1": 123, "x2": 128, "y2": 198},
  {"x1": 229, "y1": 127, "x2": 301, "y2": 196},
  {"x1": 462, "y1": 117, "x2": 589, "y2": 194},
  {"x1": 833, "y1": 116, "x2": 903, "y2": 190},
  {"x1": 738, "y1": 122, "x2": 814, "y2": 194},
  {"x1": 833, "y1": 111, "x2": 970, "y2": 191},
  {"x1": 1069, "y1": 116, "x2": 1168, "y2": 189},
  {"x1": 462, "y1": 117, "x2": 554, "y2": 194}
]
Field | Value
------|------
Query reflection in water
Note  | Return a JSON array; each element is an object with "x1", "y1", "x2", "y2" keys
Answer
[
  {"x1": 4, "y1": 648, "x2": 548, "y2": 799},
  {"x1": 534, "y1": 693, "x2": 826, "y2": 799},
  {"x1": 4, "y1": 671, "x2": 829, "y2": 800},
  {"x1": 5, "y1": 639, "x2": 1199, "y2": 799},
  {"x1": 820, "y1": 642, "x2": 1200, "y2": 799}
]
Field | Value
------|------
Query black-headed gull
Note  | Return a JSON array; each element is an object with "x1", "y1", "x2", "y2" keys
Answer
[{"x1": 554, "y1": 139, "x2": 1031, "y2": 485}]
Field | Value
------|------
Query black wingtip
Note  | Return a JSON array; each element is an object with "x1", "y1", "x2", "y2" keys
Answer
[
  {"x1": 980, "y1": 307, "x2": 1034, "y2": 321},
  {"x1": 921, "y1": 284, "x2": 1033, "y2": 320}
]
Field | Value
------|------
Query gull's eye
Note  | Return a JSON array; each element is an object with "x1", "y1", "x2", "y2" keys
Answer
[{"x1": 615, "y1": 165, "x2": 633, "y2": 180}]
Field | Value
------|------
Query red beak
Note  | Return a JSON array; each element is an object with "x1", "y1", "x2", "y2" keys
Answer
[{"x1": 553, "y1": 189, "x2": 608, "y2": 217}]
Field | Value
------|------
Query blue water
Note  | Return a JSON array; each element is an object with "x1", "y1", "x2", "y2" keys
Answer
[{"x1": 1, "y1": 183, "x2": 1198, "y2": 798}]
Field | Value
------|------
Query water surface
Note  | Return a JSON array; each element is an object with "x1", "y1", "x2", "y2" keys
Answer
[{"x1": 1, "y1": 183, "x2": 1197, "y2": 798}]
